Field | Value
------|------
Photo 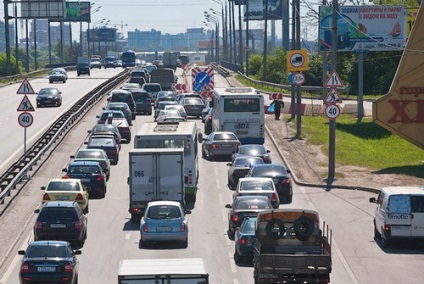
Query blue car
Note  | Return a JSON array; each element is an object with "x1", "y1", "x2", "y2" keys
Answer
[
  {"x1": 62, "y1": 161, "x2": 107, "y2": 198},
  {"x1": 234, "y1": 217, "x2": 257, "y2": 263}
]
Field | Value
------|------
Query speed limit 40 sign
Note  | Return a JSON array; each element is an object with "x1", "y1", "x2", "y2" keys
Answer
[
  {"x1": 18, "y1": 112, "x2": 34, "y2": 128},
  {"x1": 325, "y1": 104, "x2": 341, "y2": 119}
]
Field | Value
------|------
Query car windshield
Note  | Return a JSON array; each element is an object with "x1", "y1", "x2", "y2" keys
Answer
[
  {"x1": 252, "y1": 165, "x2": 288, "y2": 176},
  {"x1": 46, "y1": 181, "x2": 80, "y2": 191},
  {"x1": 27, "y1": 245, "x2": 68, "y2": 258},
  {"x1": 38, "y1": 208, "x2": 78, "y2": 222},
  {"x1": 239, "y1": 145, "x2": 266, "y2": 155},
  {"x1": 240, "y1": 181, "x2": 273, "y2": 191},
  {"x1": 213, "y1": 133, "x2": 238, "y2": 140},
  {"x1": 39, "y1": 89, "x2": 58, "y2": 96},
  {"x1": 147, "y1": 205, "x2": 182, "y2": 219},
  {"x1": 234, "y1": 158, "x2": 264, "y2": 167},
  {"x1": 69, "y1": 165, "x2": 100, "y2": 174},
  {"x1": 234, "y1": 199, "x2": 272, "y2": 210}
]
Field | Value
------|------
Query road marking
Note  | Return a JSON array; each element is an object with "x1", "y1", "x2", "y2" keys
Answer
[
  {"x1": 233, "y1": 279, "x2": 239, "y2": 284},
  {"x1": 125, "y1": 233, "x2": 131, "y2": 240},
  {"x1": 214, "y1": 167, "x2": 218, "y2": 176},
  {"x1": 229, "y1": 252, "x2": 237, "y2": 273}
]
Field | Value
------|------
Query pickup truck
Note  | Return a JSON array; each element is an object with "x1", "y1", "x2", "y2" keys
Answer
[{"x1": 253, "y1": 209, "x2": 332, "y2": 284}]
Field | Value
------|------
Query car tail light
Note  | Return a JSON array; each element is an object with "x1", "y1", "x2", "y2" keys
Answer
[
  {"x1": 208, "y1": 116, "x2": 212, "y2": 120},
  {"x1": 42, "y1": 193, "x2": 51, "y2": 201},
  {"x1": 384, "y1": 224, "x2": 391, "y2": 231},
  {"x1": 282, "y1": 178, "x2": 291, "y2": 184},
  {"x1": 262, "y1": 156, "x2": 271, "y2": 163},
  {"x1": 271, "y1": 193, "x2": 278, "y2": 202},
  {"x1": 143, "y1": 223, "x2": 148, "y2": 232},
  {"x1": 212, "y1": 143, "x2": 220, "y2": 149},
  {"x1": 109, "y1": 149, "x2": 117, "y2": 155},
  {"x1": 231, "y1": 213, "x2": 239, "y2": 222},
  {"x1": 34, "y1": 221, "x2": 42, "y2": 229},
  {"x1": 63, "y1": 261, "x2": 73, "y2": 273},
  {"x1": 62, "y1": 175, "x2": 70, "y2": 179},
  {"x1": 21, "y1": 261, "x2": 30, "y2": 273},
  {"x1": 100, "y1": 161, "x2": 107, "y2": 168},
  {"x1": 96, "y1": 174, "x2": 104, "y2": 181},
  {"x1": 180, "y1": 223, "x2": 186, "y2": 232},
  {"x1": 240, "y1": 237, "x2": 248, "y2": 245},
  {"x1": 74, "y1": 221, "x2": 82, "y2": 229},
  {"x1": 75, "y1": 193, "x2": 84, "y2": 201}
]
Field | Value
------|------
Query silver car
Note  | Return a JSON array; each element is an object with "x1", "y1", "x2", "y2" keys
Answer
[
  {"x1": 233, "y1": 177, "x2": 280, "y2": 209},
  {"x1": 202, "y1": 131, "x2": 241, "y2": 161},
  {"x1": 139, "y1": 201, "x2": 190, "y2": 248}
]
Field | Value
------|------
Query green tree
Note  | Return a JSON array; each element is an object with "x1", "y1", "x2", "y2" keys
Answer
[
  {"x1": 0, "y1": 53, "x2": 23, "y2": 76},
  {"x1": 248, "y1": 54, "x2": 263, "y2": 77}
]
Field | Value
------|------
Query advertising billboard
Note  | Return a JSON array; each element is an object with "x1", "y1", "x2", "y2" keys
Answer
[
  {"x1": 88, "y1": 28, "x2": 116, "y2": 42},
  {"x1": 65, "y1": 2, "x2": 91, "y2": 22},
  {"x1": 244, "y1": 0, "x2": 283, "y2": 21},
  {"x1": 21, "y1": 0, "x2": 66, "y2": 19},
  {"x1": 319, "y1": 5, "x2": 406, "y2": 52}
]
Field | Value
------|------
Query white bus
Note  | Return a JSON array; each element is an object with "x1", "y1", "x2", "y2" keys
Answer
[
  {"x1": 210, "y1": 87, "x2": 265, "y2": 145},
  {"x1": 134, "y1": 122, "x2": 200, "y2": 202}
]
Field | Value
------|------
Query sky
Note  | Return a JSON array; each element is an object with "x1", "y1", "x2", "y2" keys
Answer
[{"x1": 1, "y1": 0, "x2": 318, "y2": 41}]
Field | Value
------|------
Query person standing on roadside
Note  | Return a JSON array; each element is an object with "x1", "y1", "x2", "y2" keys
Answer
[{"x1": 270, "y1": 99, "x2": 284, "y2": 120}]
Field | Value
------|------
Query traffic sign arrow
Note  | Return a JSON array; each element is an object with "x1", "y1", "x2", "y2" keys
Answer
[
  {"x1": 325, "y1": 71, "x2": 343, "y2": 87},
  {"x1": 324, "y1": 88, "x2": 343, "y2": 104},
  {"x1": 17, "y1": 95, "x2": 35, "y2": 112},
  {"x1": 17, "y1": 78, "x2": 36, "y2": 94}
]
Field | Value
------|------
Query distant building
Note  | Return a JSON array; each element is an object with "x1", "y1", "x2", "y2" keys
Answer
[
  {"x1": 161, "y1": 33, "x2": 187, "y2": 51},
  {"x1": 127, "y1": 29, "x2": 161, "y2": 51},
  {"x1": 0, "y1": 21, "x2": 16, "y2": 52}
]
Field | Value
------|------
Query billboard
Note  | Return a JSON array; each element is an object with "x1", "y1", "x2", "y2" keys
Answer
[
  {"x1": 88, "y1": 28, "x2": 116, "y2": 42},
  {"x1": 21, "y1": 0, "x2": 66, "y2": 19},
  {"x1": 243, "y1": 0, "x2": 283, "y2": 21},
  {"x1": 319, "y1": 5, "x2": 406, "y2": 52},
  {"x1": 65, "y1": 2, "x2": 91, "y2": 22}
]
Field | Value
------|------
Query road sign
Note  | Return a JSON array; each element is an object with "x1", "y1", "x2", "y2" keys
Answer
[
  {"x1": 16, "y1": 78, "x2": 35, "y2": 94},
  {"x1": 287, "y1": 50, "x2": 309, "y2": 72},
  {"x1": 293, "y1": 72, "x2": 305, "y2": 85},
  {"x1": 269, "y1": 93, "x2": 284, "y2": 100},
  {"x1": 325, "y1": 71, "x2": 343, "y2": 87},
  {"x1": 325, "y1": 104, "x2": 341, "y2": 119},
  {"x1": 324, "y1": 88, "x2": 343, "y2": 104},
  {"x1": 17, "y1": 95, "x2": 35, "y2": 112},
  {"x1": 18, "y1": 112, "x2": 34, "y2": 128}
]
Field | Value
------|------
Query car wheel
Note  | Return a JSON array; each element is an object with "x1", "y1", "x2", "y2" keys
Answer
[
  {"x1": 83, "y1": 204, "x2": 89, "y2": 214},
  {"x1": 202, "y1": 148, "x2": 207, "y2": 158},
  {"x1": 234, "y1": 248, "x2": 243, "y2": 263},
  {"x1": 63, "y1": 79, "x2": 66, "y2": 83},
  {"x1": 286, "y1": 194, "x2": 293, "y2": 203},
  {"x1": 131, "y1": 213, "x2": 140, "y2": 224},
  {"x1": 374, "y1": 223, "x2": 381, "y2": 239},
  {"x1": 49, "y1": 80, "x2": 53, "y2": 83},
  {"x1": 100, "y1": 188, "x2": 106, "y2": 198},
  {"x1": 74, "y1": 274, "x2": 78, "y2": 284},
  {"x1": 382, "y1": 236, "x2": 391, "y2": 248},
  {"x1": 228, "y1": 225, "x2": 235, "y2": 239},
  {"x1": 77, "y1": 72, "x2": 80, "y2": 76},
  {"x1": 182, "y1": 239, "x2": 188, "y2": 248}
]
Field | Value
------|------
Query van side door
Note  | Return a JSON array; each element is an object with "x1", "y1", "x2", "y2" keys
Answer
[{"x1": 410, "y1": 195, "x2": 424, "y2": 237}]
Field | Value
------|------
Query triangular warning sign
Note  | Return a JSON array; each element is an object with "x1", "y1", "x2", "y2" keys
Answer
[
  {"x1": 325, "y1": 71, "x2": 343, "y2": 87},
  {"x1": 17, "y1": 95, "x2": 35, "y2": 112},
  {"x1": 324, "y1": 88, "x2": 343, "y2": 104},
  {"x1": 17, "y1": 78, "x2": 36, "y2": 94}
]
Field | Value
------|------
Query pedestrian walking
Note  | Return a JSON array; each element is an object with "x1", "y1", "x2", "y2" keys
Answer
[{"x1": 270, "y1": 99, "x2": 284, "y2": 120}]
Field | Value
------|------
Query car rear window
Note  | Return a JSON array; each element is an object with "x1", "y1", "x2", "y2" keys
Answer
[
  {"x1": 69, "y1": 166, "x2": 100, "y2": 174},
  {"x1": 46, "y1": 181, "x2": 80, "y2": 191},
  {"x1": 184, "y1": 98, "x2": 203, "y2": 105},
  {"x1": 38, "y1": 207, "x2": 78, "y2": 222},
  {"x1": 240, "y1": 181, "x2": 273, "y2": 191},
  {"x1": 214, "y1": 133, "x2": 238, "y2": 140},
  {"x1": 143, "y1": 85, "x2": 161, "y2": 92},
  {"x1": 252, "y1": 166, "x2": 288, "y2": 176},
  {"x1": 76, "y1": 150, "x2": 104, "y2": 159},
  {"x1": 235, "y1": 199, "x2": 271, "y2": 210},
  {"x1": 27, "y1": 245, "x2": 68, "y2": 258},
  {"x1": 147, "y1": 205, "x2": 182, "y2": 219},
  {"x1": 234, "y1": 158, "x2": 264, "y2": 167},
  {"x1": 239, "y1": 145, "x2": 266, "y2": 155}
]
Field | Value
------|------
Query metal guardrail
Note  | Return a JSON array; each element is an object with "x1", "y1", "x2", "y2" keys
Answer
[
  {"x1": 0, "y1": 69, "x2": 130, "y2": 205},
  {"x1": 210, "y1": 62, "x2": 230, "y2": 78}
]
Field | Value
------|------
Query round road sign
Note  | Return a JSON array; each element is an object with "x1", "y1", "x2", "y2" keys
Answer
[
  {"x1": 325, "y1": 104, "x2": 341, "y2": 119},
  {"x1": 18, "y1": 112, "x2": 33, "y2": 128},
  {"x1": 293, "y1": 72, "x2": 305, "y2": 85},
  {"x1": 290, "y1": 53, "x2": 305, "y2": 68}
]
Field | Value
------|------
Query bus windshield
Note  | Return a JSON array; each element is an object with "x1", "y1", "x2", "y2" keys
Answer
[{"x1": 223, "y1": 98, "x2": 260, "y2": 112}]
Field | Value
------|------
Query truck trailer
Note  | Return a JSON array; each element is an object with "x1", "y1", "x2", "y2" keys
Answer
[
  {"x1": 127, "y1": 148, "x2": 185, "y2": 223},
  {"x1": 118, "y1": 258, "x2": 209, "y2": 284}
]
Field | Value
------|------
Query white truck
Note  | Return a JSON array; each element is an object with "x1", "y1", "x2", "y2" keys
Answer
[
  {"x1": 128, "y1": 148, "x2": 185, "y2": 223},
  {"x1": 118, "y1": 258, "x2": 209, "y2": 284}
]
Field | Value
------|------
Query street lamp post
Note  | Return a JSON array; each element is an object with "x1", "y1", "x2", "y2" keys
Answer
[
  {"x1": 211, "y1": 2, "x2": 226, "y2": 62},
  {"x1": 204, "y1": 12, "x2": 220, "y2": 63}
]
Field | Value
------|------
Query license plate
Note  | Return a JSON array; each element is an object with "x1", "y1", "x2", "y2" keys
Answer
[
  {"x1": 236, "y1": 130, "x2": 248, "y2": 135},
  {"x1": 235, "y1": 123, "x2": 249, "y2": 129},
  {"x1": 221, "y1": 144, "x2": 233, "y2": 148},
  {"x1": 50, "y1": 223, "x2": 66, "y2": 228},
  {"x1": 156, "y1": 226, "x2": 172, "y2": 232},
  {"x1": 191, "y1": 106, "x2": 200, "y2": 110},
  {"x1": 57, "y1": 195, "x2": 70, "y2": 200},
  {"x1": 81, "y1": 178, "x2": 91, "y2": 182},
  {"x1": 37, "y1": 266, "x2": 56, "y2": 272}
]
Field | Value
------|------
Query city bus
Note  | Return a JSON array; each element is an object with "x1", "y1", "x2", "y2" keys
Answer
[
  {"x1": 121, "y1": 50, "x2": 136, "y2": 68},
  {"x1": 210, "y1": 87, "x2": 265, "y2": 144},
  {"x1": 134, "y1": 121, "x2": 200, "y2": 202}
]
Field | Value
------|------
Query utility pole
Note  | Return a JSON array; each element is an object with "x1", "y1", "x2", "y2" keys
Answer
[
  {"x1": 4, "y1": 0, "x2": 11, "y2": 75},
  {"x1": 238, "y1": 3, "x2": 243, "y2": 67},
  {"x1": 290, "y1": 0, "x2": 296, "y2": 119},
  {"x1": 245, "y1": 0, "x2": 249, "y2": 75},
  {"x1": 262, "y1": 0, "x2": 269, "y2": 81}
]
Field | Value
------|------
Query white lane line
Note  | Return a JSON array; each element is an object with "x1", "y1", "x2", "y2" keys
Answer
[
  {"x1": 229, "y1": 252, "x2": 237, "y2": 273},
  {"x1": 125, "y1": 233, "x2": 131, "y2": 240},
  {"x1": 233, "y1": 279, "x2": 239, "y2": 284},
  {"x1": 0, "y1": 235, "x2": 32, "y2": 284},
  {"x1": 214, "y1": 167, "x2": 219, "y2": 176}
]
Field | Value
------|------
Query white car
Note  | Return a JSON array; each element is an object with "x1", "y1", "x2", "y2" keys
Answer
[
  {"x1": 233, "y1": 177, "x2": 280, "y2": 209},
  {"x1": 139, "y1": 201, "x2": 190, "y2": 248}
]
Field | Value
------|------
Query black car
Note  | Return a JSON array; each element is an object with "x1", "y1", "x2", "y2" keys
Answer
[
  {"x1": 180, "y1": 97, "x2": 204, "y2": 118},
  {"x1": 130, "y1": 89, "x2": 152, "y2": 115},
  {"x1": 85, "y1": 135, "x2": 120, "y2": 165},
  {"x1": 34, "y1": 201, "x2": 88, "y2": 247},
  {"x1": 227, "y1": 156, "x2": 265, "y2": 190},
  {"x1": 246, "y1": 164, "x2": 293, "y2": 203},
  {"x1": 107, "y1": 89, "x2": 136, "y2": 118},
  {"x1": 226, "y1": 196, "x2": 273, "y2": 238},
  {"x1": 36, "y1": 88, "x2": 62, "y2": 107},
  {"x1": 104, "y1": 56, "x2": 116, "y2": 68},
  {"x1": 105, "y1": 102, "x2": 134, "y2": 124},
  {"x1": 63, "y1": 161, "x2": 107, "y2": 198},
  {"x1": 18, "y1": 240, "x2": 81, "y2": 284},
  {"x1": 88, "y1": 124, "x2": 122, "y2": 148},
  {"x1": 231, "y1": 144, "x2": 272, "y2": 164}
]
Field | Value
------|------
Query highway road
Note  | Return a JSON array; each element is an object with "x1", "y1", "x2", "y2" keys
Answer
[{"x1": 0, "y1": 68, "x2": 423, "y2": 284}]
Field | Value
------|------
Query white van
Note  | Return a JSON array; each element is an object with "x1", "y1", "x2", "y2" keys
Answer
[{"x1": 369, "y1": 186, "x2": 424, "y2": 247}]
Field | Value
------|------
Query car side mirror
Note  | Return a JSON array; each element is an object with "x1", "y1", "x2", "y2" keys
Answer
[
  {"x1": 87, "y1": 130, "x2": 92, "y2": 134},
  {"x1": 70, "y1": 155, "x2": 75, "y2": 159},
  {"x1": 267, "y1": 150, "x2": 270, "y2": 153},
  {"x1": 286, "y1": 169, "x2": 291, "y2": 174},
  {"x1": 62, "y1": 168, "x2": 67, "y2": 172},
  {"x1": 225, "y1": 204, "x2": 232, "y2": 208},
  {"x1": 84, "y1": 142, "x2": 88, "y2": 145},
  {"x1": 41, "y1": 186, "x2": 46, "y2": 190},
  {"x1": 369, "y1": 197, "x2": 377, "y2": 203},
  {"x1": 34, "y1": 209, "x2": 40, "y2": 214},
  {"x1": 96, "y1": 115, "x2": 100, "y2": 118},
  {"x1": 226, "y1": 163, "x2": 232, "y2": 166},
  {"x1": 74, "y1": 250, "x2": 82, "y2": 255},
  {"x1": 185, "y1": 210, "x2": 192, "y2": 215},
  {"x1": 18, "y1": 250, "x2": 25, "y2": 255}
]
